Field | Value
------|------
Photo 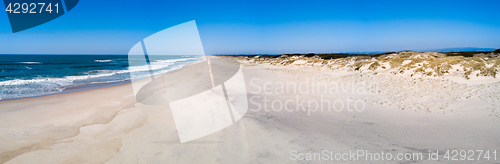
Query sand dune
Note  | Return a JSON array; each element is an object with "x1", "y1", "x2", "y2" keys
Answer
[{"x1": 1, "y1": 57, "x2": 499, "y2": 163}]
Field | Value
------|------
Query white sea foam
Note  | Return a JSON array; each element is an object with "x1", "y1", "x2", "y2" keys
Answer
[
  {"x1": 94, "y1": 60, "x2": 112, "y2": 62},
  {"x1": 154, "y1": 58, "x2": 198, "y2": 63},
  {"x1": 17, "y1": 62, "x2": 42, "y2": 64},
  {"x1": 0, "y1": 57, "x2": 202, "y2": 100}
]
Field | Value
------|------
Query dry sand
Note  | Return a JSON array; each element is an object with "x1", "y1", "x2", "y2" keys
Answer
[{"x1": 1, "y1": 57, "x2": 499, "y2": 163}]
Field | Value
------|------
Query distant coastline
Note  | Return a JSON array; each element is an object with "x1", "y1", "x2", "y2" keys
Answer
[
  {"x1": 210, "y1": 47, "x2": 499, "y2": 56},
  {"x1": 215, "y1": 47, "x2": 500, "y2": 57}
]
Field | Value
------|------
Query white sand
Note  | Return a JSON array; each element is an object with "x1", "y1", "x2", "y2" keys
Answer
[{"x1": 0, "y1": 57, "x2": 499, "y2": 163}]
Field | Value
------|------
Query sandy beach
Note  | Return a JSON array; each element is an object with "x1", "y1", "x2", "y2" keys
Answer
[{"x1": 1, "y1": 56, "x2": 499, "y2": 163}]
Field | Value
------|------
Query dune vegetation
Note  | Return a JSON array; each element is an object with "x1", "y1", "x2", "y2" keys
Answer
[{"x1": 223, "y1": 49, "x2": 500, "y2": 79}]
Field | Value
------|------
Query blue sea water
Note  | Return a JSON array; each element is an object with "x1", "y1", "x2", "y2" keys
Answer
[{"x1": 0, "y1": 55, "x2": 202, "y2": 100}]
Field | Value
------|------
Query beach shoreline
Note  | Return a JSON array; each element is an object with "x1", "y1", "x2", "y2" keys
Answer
[
  {"x1": 0, "y1": 55, "x2": 204, "y2": 101},
  {"x1": 0, "y1": 57, "x2": 210, "y2": 163},
  {"x1": 1, "y1": 56, "x2": 499, "y2": 163},
  {"x1": 0, "y1": 80, "x2": 132, "y2": 101}
]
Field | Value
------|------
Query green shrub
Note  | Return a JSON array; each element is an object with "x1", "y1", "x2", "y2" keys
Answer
[
  {"x1": 389, "y1": 58, "x2": 405, "y2": 68},
  {"x1": 415, "y1": 67, "x2": 425, "y2": 73},
  {"x1": 480, "y1": 67, "x2": 497, "y2": 78},
  {"x1": 464, "y1": 70, "x2": 472, "y2": 79},
  {"x1": 368, "y1": 62, "x2": 380, "y2": 70}
]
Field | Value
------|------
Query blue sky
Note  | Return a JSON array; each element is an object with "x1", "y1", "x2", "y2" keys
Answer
[{"x1": 0, "y1": 0, "x2": 499, "y2": 54}]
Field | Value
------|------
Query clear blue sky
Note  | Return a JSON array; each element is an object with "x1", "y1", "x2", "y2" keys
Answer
[{"x1": 0, "y1": 0, "x2": 499, "y2": 54}]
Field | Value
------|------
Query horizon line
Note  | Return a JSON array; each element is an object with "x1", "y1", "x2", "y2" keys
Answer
[{"x1": 1, "y1": 47, "x2": 498, "y2": 56}]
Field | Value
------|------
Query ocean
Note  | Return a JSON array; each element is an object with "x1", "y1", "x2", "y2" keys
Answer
[{"x1": 0, "y1": 55, "x2": 203, "y2": 100}]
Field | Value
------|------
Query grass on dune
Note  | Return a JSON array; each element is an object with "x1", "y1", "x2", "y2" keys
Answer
[{"x1": 224, "y1": 50, "x2": 500, "y2": 79}]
